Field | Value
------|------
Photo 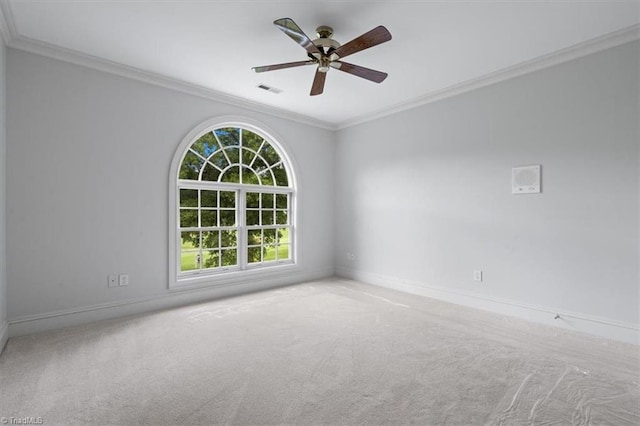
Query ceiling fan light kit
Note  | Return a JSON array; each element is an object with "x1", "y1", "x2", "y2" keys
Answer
[{"x1": 252, "y1": 18, "x2": 392, "y2": 96}]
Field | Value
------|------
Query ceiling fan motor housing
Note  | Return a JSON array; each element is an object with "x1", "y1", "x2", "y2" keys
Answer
[
  {"x1": 315, "y1": 25, "x2": 333, "y2": 38},
  {"x1": 313, "y1": 25, "x2": 341, "y2": 54}
]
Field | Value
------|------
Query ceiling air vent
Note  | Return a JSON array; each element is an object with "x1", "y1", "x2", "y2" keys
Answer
[{"x1": 257, "y1": 84, "x2": 282, "y2": 94}]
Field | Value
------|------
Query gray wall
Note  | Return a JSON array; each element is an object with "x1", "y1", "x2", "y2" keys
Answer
[
  {"x1": 335, "y1": 42, "x2": 639, "y2": 327},
  {"x1": 4, "y1": 41, "x2": 639, "y2": 341},
  {"x1": 6, "y1": 49, "x2": 335, "y2": 326}
]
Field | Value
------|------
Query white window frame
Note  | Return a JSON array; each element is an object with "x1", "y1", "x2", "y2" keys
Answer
[{"x1": 169, "y1": 117, "x2": 298, "y2": 290}]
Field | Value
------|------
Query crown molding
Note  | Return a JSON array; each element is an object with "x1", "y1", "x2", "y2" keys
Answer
[
  {"x1": 7, "y1": 34, "x2": 336, "y2": 130},
  {"x1": 336, "y1": 24, "x2": 640, "y2": 130}
]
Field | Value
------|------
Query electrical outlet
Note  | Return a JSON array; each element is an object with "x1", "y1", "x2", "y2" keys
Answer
[
  {"x1": 473, "y1": 270, "x2": 483, "y2": 282},
  {"x1": 118, "y1": 274, "x2": 129, "y2": 286},
  {"x1": 108, "y1": 275, "x2": 118, "y2": 288}
]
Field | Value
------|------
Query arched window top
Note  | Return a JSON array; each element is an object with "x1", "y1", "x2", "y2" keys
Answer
[{"x1": 179, "y1": 127, "x2": 290, "y2": 187}]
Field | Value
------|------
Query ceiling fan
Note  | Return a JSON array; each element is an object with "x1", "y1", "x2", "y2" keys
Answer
[{"x1": 252, "y1": 18, "x2": 392, "y2": 96}]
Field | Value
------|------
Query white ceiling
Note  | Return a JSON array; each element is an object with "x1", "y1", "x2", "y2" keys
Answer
[{"x1": 3, "y1": 1, "x2": 639, "y2": 128}]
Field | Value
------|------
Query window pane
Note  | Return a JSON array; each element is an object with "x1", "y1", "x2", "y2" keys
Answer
[
  {"x1": 263, "y1": 245, "x2": 277, "y2": 261},
  {"x1": 252, "y1": 157, "x2": 268, "y2": 174},
  {"x1": 180, "y1": 189, "x2": 198, "y2": 207},
  {"x1": 181, "y1": 230, "x2": 200, "y2": 272},
  {"x1": 277, "y1": 228, "x2": 289, "y2": 244},
  {"x1": 276, "y1": 194, "x2": 288, "y2": 209},
  {"x1": 246, "y1": 209, "x2": 259, "y2": 226},
  {"x1": 214, "y1": 128, "x2": 240, "y2": 147},
  {"x1": 263, "y1": 228, "x2": 276, "y2": 244},
  {"x1": 210, "y1": 151, "x2": 228, "y2": 169},
  {"x1": 181, "y1": 251, "x2": 200, "y2": 272},
  {"x1": 201, "y1": 163, "x2": 221, "y2": 181},
  {"x1": 262, "y1": 193, "x2": 274, "y2": 208},
  {"x1": 220, "y1": 166, "x2": 240, "y2": 183},
  {"x1": 258, "y1": 169, "x2": 275, "y2": 186},
  {"x1": 190, "y1": 132, "x2": 218, "y2": 158},
  {"x1": 275, "y1": 210, "x2": 288, "y2": 225},
  {"x1": 220, "y1": 210, "x2": 236, "y2": 226},
  {"x1": 202, "y1": 231, "x2": 219, "y2": 249},
  {"x1": 242, "y1": 167, "x2": 260, "y2": 185},
  {"x1": 180, "y1": 209, "x2": 197, "y2": 228},
  {"x1": 221, "y1": 249, "x2": 237, "y2": 266},
  {"x1": 278, "y1": 244, "x2": 290, "y2": 260},
  {"x1": 246, "y1": 192, "x2": 259, "y2": 208},
  {"x1": 273, "y1": 165, "x2": 288, "y2": 186},
  {"x1": 201, "y1": 190, "x2": 217, "y2": 207},
  {"x1": 219, "y1": 191, "x2": 236, "y2": 208},
  {"x1": 242, "y1": 147, "x2": 256, "y2": 166},
  {"x1": 201, "y1": 210, "x2": 217, "y2": 227},
  {"x1": 181, "y1": 231, "x2": 199, "y2": 249},
  {"x1": 262, "y1": 210, "x2": 274, "y2": 225},
  {"x1": 277, "y1": 229, "x2": 290, "y2": 260},
  {"x1": 260, "y1": 144, "x2": 280, "y2": 165},
  {"x1": 247, "y1": 246, "x2": 261, "y2": 264},
  {"x1": 221, "y1": 230, "x2": 237, "y2": 248},
  {"x1": 248, "y1": 229, "x2": 262, "y2": 245},
  {"x1": 242, "y1": 129, "x2": 263, "y2": 151},
  {"x1": 179, "y1": 151, "x2": 204, "y2": 180},
  {"x1": 202, "y1": 250, "x2": 219, "y2": 269},
  {"x1": 225, "y1": 147, "x2": 240, "y2": 164}
]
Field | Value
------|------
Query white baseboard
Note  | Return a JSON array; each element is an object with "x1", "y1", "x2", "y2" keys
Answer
[
  {"x1": 0, "y1": 321, "x2": 9, "y2": 355},
  {"x1": 336, "y1": 267, "x2": 639, "y2": 345},
  {"x1": 8, "y1": 267, "x2": 334, "y2": 338},
  {"x1": 0, "y1": 320, "x2": 8, "y2": 355}
]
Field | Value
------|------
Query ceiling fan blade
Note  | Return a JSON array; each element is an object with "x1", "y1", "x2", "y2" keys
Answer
[
  {"x1": 252, "y1": 60, "x2": 316, "y2": 73},
  {"x1": 274, "y1": 18, "x2": 323, "y2": 58},
  {"x1": 330, "y1": 61, "x2": 388, "y2": 83},
  {"x1": 310, "y1": 69, "x2": 327, "y2": 96},
  {"x1": 332, "y1": 26, "x2": 392, "y2": 59}
]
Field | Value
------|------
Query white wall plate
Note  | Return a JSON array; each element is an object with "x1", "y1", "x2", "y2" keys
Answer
[{"x1": 512, "y1": 165, "x2": 541, "y2": 194}]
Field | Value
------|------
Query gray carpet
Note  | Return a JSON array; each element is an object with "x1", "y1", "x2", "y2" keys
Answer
[{"x1": 1, "y1": 278, "x2": 638, "y2": 425}]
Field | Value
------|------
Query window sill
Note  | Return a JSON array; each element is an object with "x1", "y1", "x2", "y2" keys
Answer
[{"x1": 169, "y1": 261, "x2": 298, "y2": 291}]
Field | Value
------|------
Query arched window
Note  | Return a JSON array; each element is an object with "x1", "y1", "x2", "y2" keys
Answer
[{"x1": 169, "y1": 118, "x2": 296, "y2": 288}]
